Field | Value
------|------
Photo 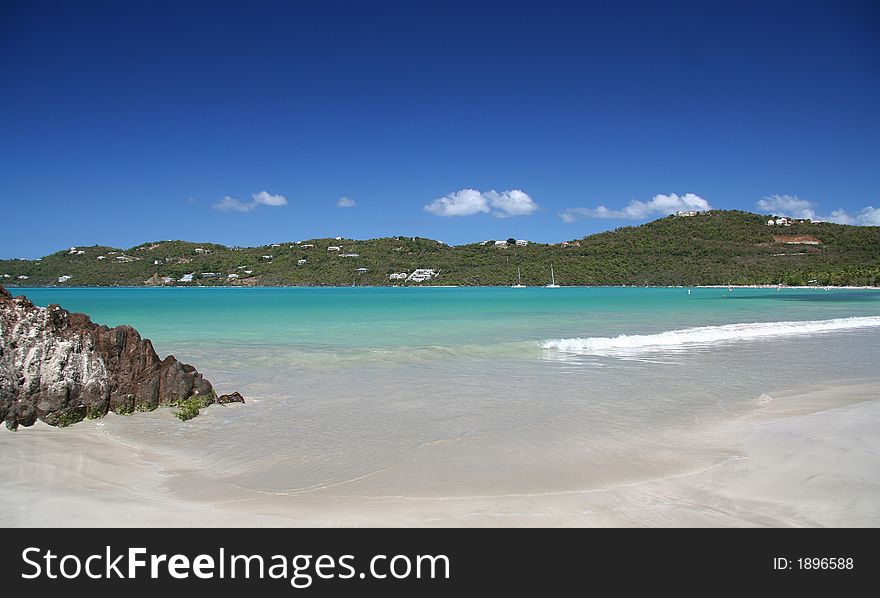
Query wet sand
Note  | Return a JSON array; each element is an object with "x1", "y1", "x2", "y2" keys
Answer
[{"x1": 1, "y1": 381, "x2": 878, "y2": 527}]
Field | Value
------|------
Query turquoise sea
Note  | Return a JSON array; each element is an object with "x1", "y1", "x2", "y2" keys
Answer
[{"x1": 11, "y1": 286, "x2": 880, "y2": 501}]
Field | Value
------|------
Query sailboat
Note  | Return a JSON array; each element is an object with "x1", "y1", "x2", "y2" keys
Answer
[
  {"x1": 512, "y1": 267, "x2": 526, "y2": 288},
  {"x1": 546, "y1": 264, "x2": 560, "y2": 288}
]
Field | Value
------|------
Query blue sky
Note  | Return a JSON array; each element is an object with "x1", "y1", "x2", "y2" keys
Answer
[{"x1": 1, "y1": 0, "x2": 878, "y2": 257}]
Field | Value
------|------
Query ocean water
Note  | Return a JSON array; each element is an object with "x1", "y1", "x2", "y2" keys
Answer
[{"x1": 12, "y1": 286, "x2": 880, "y2": 501}]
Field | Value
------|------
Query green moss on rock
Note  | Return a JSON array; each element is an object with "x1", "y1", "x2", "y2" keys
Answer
[
  {"x1": 85, "y1": 405, "x2": 107, "y2": 420},
  {"x1": 53, "y1": 409, "x2": 86, "y2": 428},
  {"x1": 173, "y1": 391, "x2": 216, "y2": 421},
  {"x1": 112, "y1": 403, "x2": 135, "y2": 415}
]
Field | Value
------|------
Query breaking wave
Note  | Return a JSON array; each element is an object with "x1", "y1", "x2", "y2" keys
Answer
[{"x1": 542, "y1": 316, "x2": 880, "y2": 356}]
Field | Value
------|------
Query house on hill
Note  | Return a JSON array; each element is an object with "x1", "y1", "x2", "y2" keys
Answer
[{"x1": 407, "y1": 269, "x2": 437, "y2": 283}]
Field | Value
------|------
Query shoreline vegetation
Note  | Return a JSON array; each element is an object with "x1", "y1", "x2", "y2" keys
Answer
[
  {"x1": 2, "y1": 211, "x2": 879, "y2": 288},
  {"x1": 9, "y1": 284, "x2": 880, "y2": 290}
]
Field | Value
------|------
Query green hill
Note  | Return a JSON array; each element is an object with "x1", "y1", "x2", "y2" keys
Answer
[{"x1": 2, "y1": 211, "x2": 878, "y2": 287}]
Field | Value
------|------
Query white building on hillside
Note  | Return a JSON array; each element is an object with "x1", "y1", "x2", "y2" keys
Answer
[{"x1": 407, "y1": 269, "x2": 437, "y2": 283}]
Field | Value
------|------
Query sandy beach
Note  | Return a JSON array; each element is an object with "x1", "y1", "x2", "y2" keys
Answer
[{"x1": 2, "y1": 380, "x2": 877, "y2": 528}]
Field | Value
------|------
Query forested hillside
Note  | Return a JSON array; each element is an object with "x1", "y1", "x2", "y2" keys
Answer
[{"x1": 2, "y1": 211, "x2": 878, "y2": 287}]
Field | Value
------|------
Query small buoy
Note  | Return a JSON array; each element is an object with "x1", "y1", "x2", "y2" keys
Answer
[{"x1": 687, "y1": 289, "x2": 691, "y2": 295}]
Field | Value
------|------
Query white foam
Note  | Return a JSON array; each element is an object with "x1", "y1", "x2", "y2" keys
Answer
[{"x1": 542, "y1": 316, "x2": 880, "y2": 356}]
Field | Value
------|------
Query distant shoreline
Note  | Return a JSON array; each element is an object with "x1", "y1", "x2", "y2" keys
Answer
[
  {"x1": 4, "y1": 283, "x2": 879, "y2": 292},
  {"x1": 695, "y1": 284, "x2": 878, "y2": 290}
]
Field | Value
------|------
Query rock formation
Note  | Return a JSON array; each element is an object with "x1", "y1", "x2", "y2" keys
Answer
[{"x1": 0, "y1": 285, "x2": 243, "y2": 429}]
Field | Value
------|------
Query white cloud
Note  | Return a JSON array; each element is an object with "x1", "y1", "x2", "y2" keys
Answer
[
  {"x1": 561, "y1": 193, "x2": 711, "y2": 222},
  {"x1": 485, "y1": 189, "x2": 539, "y2": 217},
  {"x1": 337, "y1": 197, "x2": 356, "y2": 208},
  {"x1": 213, "y1": 196, "x2": 254, "y2": 213},
  {"x1": 756, "y1": 195, "x2": 880, "y2": 226},
  {"x1": 424, "y1": 188, "x2": 538, "y2": 218},
  {"x1": 251, "y1": 190, "x2": 288, "y2": 207},
  {"x1": 856, "y1": 207, "x2": 880, "y2": 226},
  {"x1": 756, "y1": 194, "x2": 817, "y2": 220},
  {"x1": 213, "y1": 190, "x2": 288, "y2": 213},
  {"x1": 424, "y1": 189, "x2": 490, "y2": 217},
  {"x1": 818, "y1": 206, "x2": 880, "y2": 226},
  {"x1": 826, "y1": 209, "x2": 855, "y2": 225}
]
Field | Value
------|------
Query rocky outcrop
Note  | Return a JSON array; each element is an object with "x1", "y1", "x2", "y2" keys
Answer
[{"x1": 0, "y1": 285, "x2": 243, "y2": 429}]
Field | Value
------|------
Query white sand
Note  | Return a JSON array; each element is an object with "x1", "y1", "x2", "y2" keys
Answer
[{"x1": 1, "y1": 382, "x2": 878, "y2": 527}]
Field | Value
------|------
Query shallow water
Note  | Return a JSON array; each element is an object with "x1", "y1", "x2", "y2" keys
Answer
[{"x1": 11, "y1": 286, "x2": 880, "y2": 500}]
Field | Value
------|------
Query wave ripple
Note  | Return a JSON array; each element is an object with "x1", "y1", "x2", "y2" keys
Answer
[{"x1": 542, "y1": 316, "x2": 880, "y2": 356}]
